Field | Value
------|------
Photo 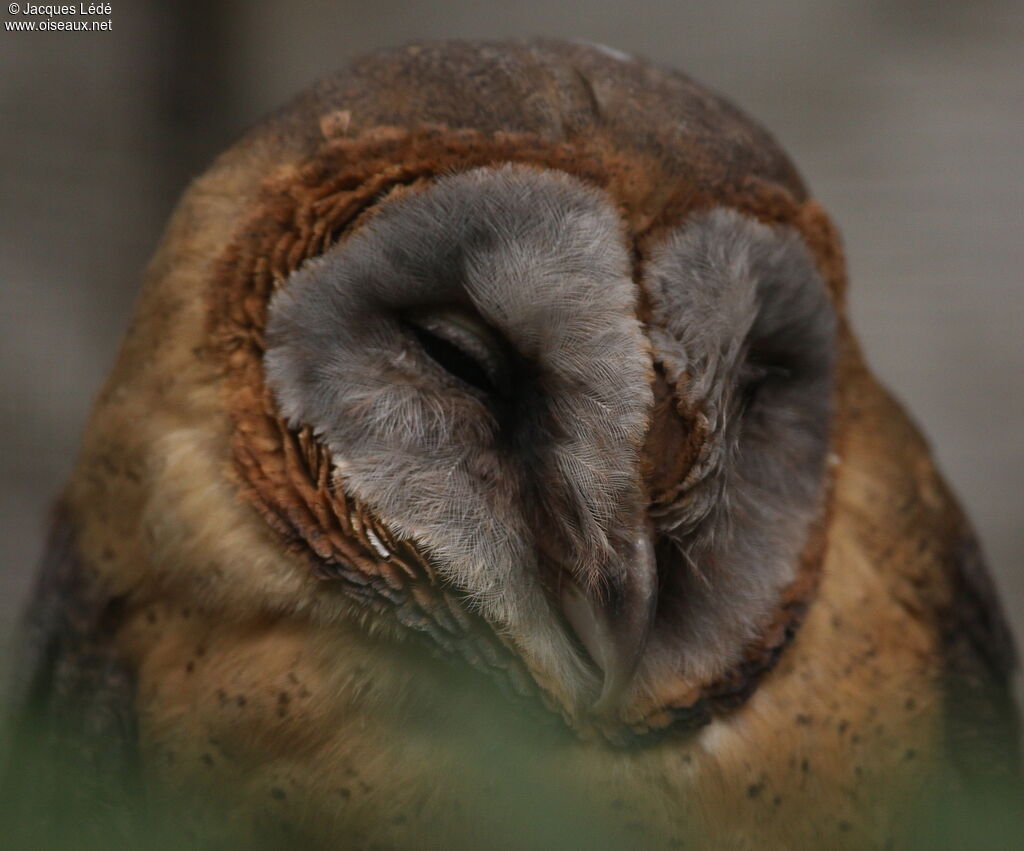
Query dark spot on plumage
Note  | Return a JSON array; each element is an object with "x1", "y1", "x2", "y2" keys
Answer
[
  {"x1": 335, "y1": 787, "x2": 351, "y2": 800},
  {"x1": 904, "y1": 749, "x2": 917, "y2": 761},
  {"x1": 201, "y1": 753, "x2": 214, "y2": 767},
  {"x1": 145, "y1": 611, "x2": 157, "y2": 624},
  {"x1": 746, "y1": 783, "x2": 763, "y2": 799},
  {"x1": 904, "y1": 697, "x2": 916, "y2": 711},
  {"x1": 216, "y1": 689, "x2": 228, "y2": 704},
  {"x1": 236, "y1": 695, "x2": 247, "y2": 707},
  {"x1": 270, "y1": 787, "x2": 286, "y2": 801},
  {"x1": 837, "y1": 719, "x2": 849, "y2": 734},
  {"x1": 839, "y1": 821, "x2": 852, "y2": 833},
  {"x1": 278, "y1": 691, "x2": 290, "y2": 704},
  {"x1": 773, "y1": 795, "x2": 782, "y2": 807},
  {"x1": 800, "y1": 759, "x2": 810, "y2": 773},
  {"x1": 181, "y1": 607, "x2": 191, "y2": 618},
  {"x1": 795, "y1": 713, "x2": 813, "y2": 726},
  {"x1": 185, "y1": 661, "x2": 194, "y2": 673}
]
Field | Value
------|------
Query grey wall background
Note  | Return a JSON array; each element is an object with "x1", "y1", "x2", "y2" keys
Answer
[{"x1": 2, "y1": 1, "x2": 1021, "y2": 698}]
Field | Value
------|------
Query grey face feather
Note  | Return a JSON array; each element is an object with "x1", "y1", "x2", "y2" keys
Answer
[
  {"x1": 642, "y1": 207, "x2": 836, "y2": 684},
  {"x1": 265, "y1": 167, "x2": 835, "y2": 707},
  {"x1": 265, "y1": 165, "x2": 652, "y2": 704}
]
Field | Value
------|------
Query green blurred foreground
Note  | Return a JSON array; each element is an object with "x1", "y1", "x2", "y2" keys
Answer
[{"x1": 2, "y1": 710, "x2": 1021, "y2": 850}]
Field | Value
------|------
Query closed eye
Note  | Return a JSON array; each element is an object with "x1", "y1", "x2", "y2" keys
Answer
[
  {"x1": 738, "y1": 360, "x2": 793, "y2": 416},
  {"x1": 404, "y1": 309, "x2": 510, "y2": 397}
]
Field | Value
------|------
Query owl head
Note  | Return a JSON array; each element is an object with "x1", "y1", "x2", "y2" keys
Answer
[{"x1": 77, "y1": 39, "x2": 846, "y2": 741}]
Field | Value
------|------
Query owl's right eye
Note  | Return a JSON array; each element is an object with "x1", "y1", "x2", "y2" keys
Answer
[
  {"x1": 737, "y1": 359, "x2": 793, "y2": 417},
  {"x1": 404, "y1": 309, "x2": 511, "y2": 397}
]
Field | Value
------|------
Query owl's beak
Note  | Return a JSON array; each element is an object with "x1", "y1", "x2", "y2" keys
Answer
[{"x1": 560, "y1": 532, "x2": 658, "y2": 715}]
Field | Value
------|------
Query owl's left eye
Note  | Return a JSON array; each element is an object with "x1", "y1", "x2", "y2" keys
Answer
[
  {"x1": 737, "y1": 360, "x2": 793, "y2": 415},
  {"x1": 404, "y1": 309, "x2": 511, "y2": 397}
]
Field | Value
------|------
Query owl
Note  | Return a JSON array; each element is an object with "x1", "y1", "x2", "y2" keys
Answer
[{"x1": 5, "y1": 39, "x2": 1020, "y2": 849}]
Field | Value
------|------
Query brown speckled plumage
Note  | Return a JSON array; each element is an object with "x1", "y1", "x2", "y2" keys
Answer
[{"x1": 7, "y1": 39, "x2": 1020, "y2": 849}]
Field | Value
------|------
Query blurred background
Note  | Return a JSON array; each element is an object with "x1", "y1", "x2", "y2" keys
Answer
[{"x1": 1, "y1": 0, "x2": 1021, "y2": 699}]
